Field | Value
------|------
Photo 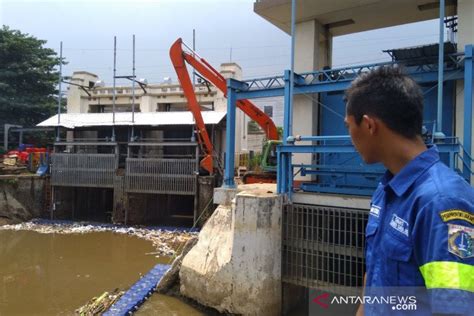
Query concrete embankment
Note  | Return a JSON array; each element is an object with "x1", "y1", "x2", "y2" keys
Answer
[
  {"x1": 178, "y1": 184, "x2": 282, "y2": 316},
  {"x1": 0, "y1": 175, "x2": 47, "y2": 225}
]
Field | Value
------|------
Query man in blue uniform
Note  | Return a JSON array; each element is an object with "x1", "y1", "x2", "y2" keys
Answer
[{"x1": 344, "y1": 67, "x2": 474, "y2": 315}]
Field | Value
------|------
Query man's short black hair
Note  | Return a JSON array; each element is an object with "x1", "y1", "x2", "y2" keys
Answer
[{"x1": 345, "y1": 66, "x2": 423, "y2": 139}]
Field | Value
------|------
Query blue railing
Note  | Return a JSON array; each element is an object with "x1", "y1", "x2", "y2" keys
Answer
[{"x1": 276, "y1": 135, "x2": 471, "y2": 196}]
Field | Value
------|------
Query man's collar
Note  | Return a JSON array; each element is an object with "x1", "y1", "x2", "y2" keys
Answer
[{"x1": 382, "y1": 145, "x2": 440, "y2": 197}]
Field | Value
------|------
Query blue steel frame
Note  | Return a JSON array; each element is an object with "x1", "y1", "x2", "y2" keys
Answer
[
  {"x1": 222, "y1": 46, "x2": 474, "y2": 195},
  {"x1": 463, "y1": 45, "x2": 473, "y2": 181}
]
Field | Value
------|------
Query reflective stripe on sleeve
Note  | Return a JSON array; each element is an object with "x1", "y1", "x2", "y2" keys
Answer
[{"x1": 419, "y1": 261, "x2": 474, "y2": 292}]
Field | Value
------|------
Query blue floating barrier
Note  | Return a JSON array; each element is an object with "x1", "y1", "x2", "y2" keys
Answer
[{"x1": 103, "y1": 264, "x2": 171, "y2": 316}]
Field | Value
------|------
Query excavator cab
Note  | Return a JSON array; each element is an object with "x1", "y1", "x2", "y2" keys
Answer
[
  {"x1": 261, "y1": 140, "x2": 281, "y2": 173},
  {"x1": 241, "y1": 140, "x2": 281, "y2": 184}
]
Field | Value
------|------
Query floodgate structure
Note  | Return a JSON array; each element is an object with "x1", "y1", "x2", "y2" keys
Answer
[
  {"x1": 38, "y1": 63, "x2": 247, "y2": 226},
  {"x1": 175, "y1": 0, "x2": 474, "y2": 314}
]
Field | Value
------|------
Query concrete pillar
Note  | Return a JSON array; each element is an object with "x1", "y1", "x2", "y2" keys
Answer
[
  {"x1": 112, "y1": 174, "x2": 126, "y2": 224},
  {"x1": 293, "y1": 20, "x2": 332, "y2": 181},
  {"x1": 77, "y1": 131, "x2": 98, "y2": 153},
  {"x1": 146, "y1": 130, "x2": 163, "y2": 156},
  {"x1": 180, "y1": 184, "x2": 282, "y2": 315},
  {"x1": 140, "y1": 95, "x2": 156, "y2": 112},
  {"x1": 67, "y1": 72, "x2": 98, "y2": 113},
  {"x1": 455, "y1": 0, "x2": 474, "y2": 180}
]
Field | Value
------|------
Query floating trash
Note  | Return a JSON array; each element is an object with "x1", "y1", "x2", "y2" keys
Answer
[
  {"x1": 76, "y1": 288, "x2": 125, "y2": 315},
  {"x1": 0, "y1": 219, "x2": 198, "y2": 257}
]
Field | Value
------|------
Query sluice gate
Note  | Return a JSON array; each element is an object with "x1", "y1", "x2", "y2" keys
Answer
[
  {"x1": 282, "y1": 199, "x2": 368, "y2": 296},
  {"x1": 50, "y1": 138, "x2": 213, "y2": 225},
  {"x1": 125, "y1": 142, "x2": 198, "y2": 196},
  {"x1": 52, "y1": 153, "x2": 117, "y2": 188}
]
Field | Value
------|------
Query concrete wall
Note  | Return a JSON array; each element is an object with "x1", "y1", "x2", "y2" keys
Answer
[
  {"x1": 0, "y1": 175, "x2": 47, "y2": 224},
  {"x1": 254, "y1": 0, "x2": 456, "y2": 36},
  {"x1": 455, "y1": 0, "x2": 474, "y2": 181},
  {"x1": 197, "y1": 176, "x2": 215, "y2": 226},
  {"x1": 214, "y1": 63, "x2": 247, "y2": 163},
  {"x1": 293, "y1": 20, "x2": 332, "y2": 181},
  {"x1": 180, "y1": 184, "x2": 282, "y2": 315},
  {"x1": 247, "y1": 132, "x2": 266, "y2": 153},
  {"x1": 67, "y1": 72, "x2": 98, "y2": 113}
]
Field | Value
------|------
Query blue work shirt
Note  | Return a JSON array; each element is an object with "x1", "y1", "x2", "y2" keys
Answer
[{"x1": 365, "y1": 146, "x2": 474, "y2": 315}]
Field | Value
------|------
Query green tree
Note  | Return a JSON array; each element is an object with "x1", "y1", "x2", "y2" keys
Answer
[{"x1": 0, "y1": 25, "x2": 64, "y2": 127}]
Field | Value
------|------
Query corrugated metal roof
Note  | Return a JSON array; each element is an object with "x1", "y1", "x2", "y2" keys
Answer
[
  {"x1": 36, "y1": 111, "x2": 226, "y2": 129},
  {"x1": 383, "y1": 42, "x2": 457, "y2": 66}
]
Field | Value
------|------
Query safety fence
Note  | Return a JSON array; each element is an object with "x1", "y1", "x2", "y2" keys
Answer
[{"x1": 282, "y1": 203, "x2": 368, "y2": 296}]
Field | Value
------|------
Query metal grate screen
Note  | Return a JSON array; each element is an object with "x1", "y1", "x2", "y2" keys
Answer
[
  {"x1": 51, "y1": 153, "x2": 117, "y2": 188},
  {"x1": 125, "y1": 158, "x2": 196, "y2": 195},
  {"x1": 283, "y1": 203, "x2": 368, "y2": 295}
]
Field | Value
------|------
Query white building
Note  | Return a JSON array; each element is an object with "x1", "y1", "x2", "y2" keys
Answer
[{"x1": 58, "y1": 63, "x2": 254, "y2": 159}]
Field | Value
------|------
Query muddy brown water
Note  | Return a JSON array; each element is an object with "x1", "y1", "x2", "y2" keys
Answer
[
  {"x1": 137, "y1": 294, "x2": 204, "y2": 315},
  {"x1": 0, "y1": 230, "x2": 201, "y2": 315}
]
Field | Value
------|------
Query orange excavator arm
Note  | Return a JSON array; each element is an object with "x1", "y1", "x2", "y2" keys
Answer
[
  {"x1": 170, "y1": 38, "x2": 279, "y2": 173},
  {"x1": 170, "y1": 39, "x2": 214, "y2": 174}
]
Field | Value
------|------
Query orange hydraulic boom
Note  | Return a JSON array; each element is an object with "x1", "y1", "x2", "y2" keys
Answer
[{"x1": 170, "y1": 38, "x2": 279, "y2": 174}]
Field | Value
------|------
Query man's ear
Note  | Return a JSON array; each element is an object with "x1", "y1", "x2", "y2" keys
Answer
[{"x1": 362, "y1": 115, "x2": 378, "y2": 135}]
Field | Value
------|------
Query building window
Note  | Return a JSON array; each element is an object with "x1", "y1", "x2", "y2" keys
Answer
[
  {"x1": 157, "y1": 103, "x2": 171, "y2": 112},
  {"x1": 264, "y1": 105, "x2": 273, "y2": 118}
]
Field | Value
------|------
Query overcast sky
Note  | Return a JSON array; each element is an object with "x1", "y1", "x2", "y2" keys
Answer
[
  {"x1": 1, "y1": 0, "x2": 444, "y2": 125},
  {"x1": 1, "y1": 0, "x2": 443, "y2": 83}
]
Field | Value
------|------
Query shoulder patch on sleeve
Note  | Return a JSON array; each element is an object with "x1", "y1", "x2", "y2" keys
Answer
[
  {"x1": 440, "y1": 209, "x2": 474, "y2": 225},
  {"x1": 448, "y1": 224, "x2": 474, "y2": 259}
]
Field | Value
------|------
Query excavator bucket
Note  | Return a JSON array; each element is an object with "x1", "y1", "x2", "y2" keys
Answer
[{"x1": 200, "y1": 154, "x2": 213, "y2": 174}]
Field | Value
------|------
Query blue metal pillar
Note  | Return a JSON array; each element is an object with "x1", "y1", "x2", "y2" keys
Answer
[
  {"x1": 278, "y1": 144, "x2": 288, "y2": 194},
  {"x1": 463, "y1": 45, "x2": 473, "y2": 182},
  {"x1": 283, "y1": 70, "x2": 292, "y2": 142},
  {"x1": 224, "y1": 79, "x2": 237, "y2": 188},
  {"x1": 286, "y1": 0, "x2": 296, "y2": 197},
  {"x1": 287, "y1": 153, "x2": 293, "y2": 198},
  {"x1": 436, "y1": 0, "x2": 445, "y2": 134},
  {"x1": 277, "y1": 0, "x2": 296, "y2": 195},
  {"x1": 278, "y1": 70, "x2": 293, "y2": 194},
  {"x1": 285, "y1": 75, "x2": 293, "y2": 197},
  {"x1": 277, "y1": 146, "x2": 282, "y2": 193}
]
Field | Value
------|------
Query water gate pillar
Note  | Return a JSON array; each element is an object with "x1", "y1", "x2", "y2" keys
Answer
[{"x1": 180, "y1": 184, "x2": 282, "y2": 315}]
